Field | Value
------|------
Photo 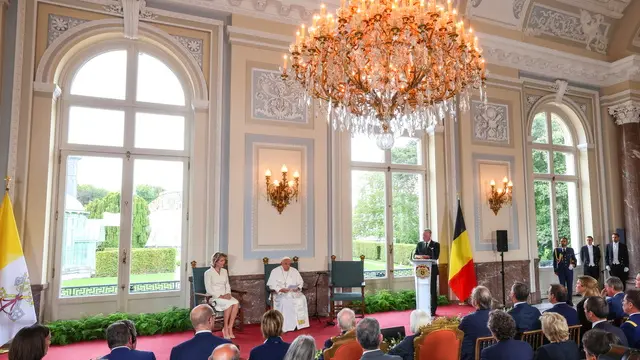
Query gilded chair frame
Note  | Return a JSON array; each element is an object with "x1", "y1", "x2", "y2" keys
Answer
[
  {"x1": 413, "y1": 318, "x2": 464, "y2": 359},
  {"x1": 568, "y1": 324, "x2": 581, "y2": 345},
  {"x1": 474, "y1": 336, "x2": 497, "y2": 360},
  {"x1": 322, "y1": 329, "x2": 361, "y2": 360}
]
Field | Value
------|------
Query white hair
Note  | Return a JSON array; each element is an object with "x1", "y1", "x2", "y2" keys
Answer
[
  {"x1": 409, "y1": 310, "x2": 432, "y2": 333},
  {"x1": 337, "y1": 308, "x2": 356, "y2": 331}
]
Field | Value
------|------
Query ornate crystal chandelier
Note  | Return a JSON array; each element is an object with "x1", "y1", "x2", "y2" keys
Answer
[{"x1": 281, "y1": 0, "x2": 487, "y2": 149}]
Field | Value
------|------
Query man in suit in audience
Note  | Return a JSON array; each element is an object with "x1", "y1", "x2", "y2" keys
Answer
[
  {"x1": 356, "y1": 318, "x2": 401, "y2": 360},
  {"x1": 210, "y1": 344, "x2": 240, "y2": 360},
  {"x1": 621, "y1": 289, "x2": 640, "y2": 348},
  {"x1": 480, "y1": 310, "x2": 533, "y2": 360},
  {"x1": 103, "y1": 322, "x2": 156, "y2": 360},
  {"x1": 508, "y1": 282, "x2": 541, "y2": 334},
  {"x1": 170, "y1": 305, "x2": 231, "y2": 360},
  {"x1": 602, "y1": 276, "x2": 626, "y2": 322},
  {"x1": 605, "y1": 233, "x2": 629, "y2": 291},
  {"x1": 319, "y1": 308, "x2": 356, "y2": 360},
  {"x1": 581, "y1": 236, "x2": 601, "y2": 280},
  {"x1": 544, "y1": 284, "x2": 579, "y2": 326},
  {"x1": 459, "y1": 286, "x2": 493, "y2": 360},
  {"x1": 414, "y1": 229, "x2": 440, "y2": 317},
  {"x1": 583, "y1": 296, "x2": 628, "y2": 346},
  {"x1": 554, "y1": 237, "x2": 577, "y2": 306}
]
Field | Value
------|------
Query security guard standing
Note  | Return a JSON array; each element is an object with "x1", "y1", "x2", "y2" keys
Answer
[{"x1": 553, "y1": 237, "x2": 577, "y2": 306}]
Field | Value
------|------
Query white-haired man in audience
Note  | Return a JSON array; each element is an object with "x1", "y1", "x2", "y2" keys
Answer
[
  {"x1": 318, "y1": 308, "x2": 357, "y2": 360},
  {"x1": 388, "y1": 310, "x2": 431, "y2": 360}
]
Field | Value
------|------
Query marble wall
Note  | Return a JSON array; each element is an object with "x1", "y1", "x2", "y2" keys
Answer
[
  {"x1": 618, "y1": 122, "x2": 640, "y2": 283},
  {"x1": 475, "y1": 260, "x2": 536, "y2": 306}
]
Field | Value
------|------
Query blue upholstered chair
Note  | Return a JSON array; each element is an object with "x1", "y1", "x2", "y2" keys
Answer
[
  {"x1": 189, "y1": 260, "x2": 245, "y2": 331},
  {"x1": 329, "y1": 255, "x2": 366, "y2": 319},
  {"x1": 263, "y1": 256, "x2": 300, "y2": 311}
]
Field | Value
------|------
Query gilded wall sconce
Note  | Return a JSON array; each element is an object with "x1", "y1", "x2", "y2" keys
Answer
[
  {"x1": 264, "y1": 164, "x2": 300, "y2": 214},
  {"x1": 487, "y1": 176, "x2": 513, "y2": 215}
]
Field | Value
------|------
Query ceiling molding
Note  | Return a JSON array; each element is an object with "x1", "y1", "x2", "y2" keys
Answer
[
  {"x1": 226, "y1": 25, "x2": 291, "y2": 51},
  {"x1": 555, "y1": 0, "x2": 630, "y2": 19}
]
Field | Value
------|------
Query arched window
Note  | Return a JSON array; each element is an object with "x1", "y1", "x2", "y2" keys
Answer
[
  {"x1": 531, "y1": 110, "x2": 581, "y2": 267},
  {"x1": 56, "y1": 43, "x2": 190, "y2": 303}
]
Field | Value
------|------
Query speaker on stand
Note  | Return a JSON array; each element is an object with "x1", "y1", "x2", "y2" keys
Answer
[{"x1": 496, "y1": 230, "x2": 509, "y2": 306}]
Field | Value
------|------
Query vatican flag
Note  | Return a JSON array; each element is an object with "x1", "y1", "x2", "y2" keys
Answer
[{"x1": 0, "y1": 189, "x2": 37, "y2": 346}]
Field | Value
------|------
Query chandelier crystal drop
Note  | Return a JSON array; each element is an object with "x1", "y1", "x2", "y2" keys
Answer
[{"x1": 281, "y1": 0, "x2": 487, "y2": 149}]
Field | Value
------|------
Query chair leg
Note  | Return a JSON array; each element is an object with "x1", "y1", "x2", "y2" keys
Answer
[
  {"x1": 238, "y1": 308, "x2": 244, "y2": 331},
  {"x1": 330, "y1": 300, "x2": 335, "y2": 320}
]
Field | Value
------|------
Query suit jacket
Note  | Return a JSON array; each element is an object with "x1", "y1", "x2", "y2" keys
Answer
[
  {"x1": 319, "y1": 330, "x2": 348, "y2": 360},
  {"x1": 102, "y1": 348, "x2": 156, "y2": 360},
  {"x1": 620, "y1": 313, "x2": 640, "y2": 349},
  {"x1": 544, "y1": 303, "x2": 579, "y2": 326},
  {"x1": 593, "y1": 320, "x2": 629, "y2": 347},
  {"x1": 605, "y1": 242, "x2": 629, "y2": 268},
  {"x1": 580, "y1": 245, "x2": 601, "y2": 267},
  {"x1": 607, "y1": 292, "x2": 626, "y2": 320},
  {"x1": 480, "y1": 339, "x2": 533, "y2": 360},
  {"x1": 360, "y1": 349, "x2": 402, "y2": 360},
  {"x1": 576, "y1": 298, "x2": 591, "y2": 342},
  {"x1": 553, "y1": 247, "x2": 577, "y2": 273},
  {"x1": 459, "y1": 309, "x2": 492, "y2": 360},
  {"x1": 169, "y1": 332, "x2": 231, "y2": 360},
  {"x1": 509, "y1": 303, "x2": 542, "y2": 333},
  {"x1": 414, "y1": 241, "x2": 440, "y2": 275},
  {"x1": 248, "y1": 337, "x2": 290, "y2": 360},
  {"x1": 387, "y1": 334, "x2": 417, "y2": 360},
  {"x1": 534, "y1": 340, "x2": 580, "y2": 360}
]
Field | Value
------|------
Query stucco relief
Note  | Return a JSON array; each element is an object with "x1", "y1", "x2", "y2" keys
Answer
[
  {"x1": 472, "y1": 101, "x2": 509, "y2": 144},
  {"x1": 48, "y1": 15, "x2": 88, "y2": 47},
  {"x1": 103, "y1": 0, "x2": 157, "y2": 20},
  {"x1": 513, "y1": 0, "x2": 526, "y2": 19},
  {"x1": 525, "y1": 95, "x2": 542, "y2": 115},
  {"x1": 251, "y1": 69, "x2": 307, "y2": 123},
  {"x1": 524, "y1": 4, "x2": 610, "y2": 54},
  {"x1": 173, "y1": 36, "x2": 203, "y2": 69}
]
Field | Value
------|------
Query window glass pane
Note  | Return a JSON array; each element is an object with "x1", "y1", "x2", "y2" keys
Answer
[
  {"x1": 70, "y1": 50, "x2": 127, "y2": 100},
  {"x1": 137, "y1": 53, "x2": 185, "y2": 106},
  {"x1": 555, "y1": 181, "x2": 580, "y2": 252},
  {"x1": 391, "y1": 138, "x2": 422, "y2": 165},
  {"x1": 135, "y1": 113, "x2": 185, "y2": 151},
  {"x1": 68, "y1": 107, "x2": 125, "y2": 147},
  {"x1": 392, "y1": 172, "x2": 423, "y2": 277},
  {"x1": 553, "y1": 152, "x2": 576, "y2": 175},
  {"x1": 532, "y1": 150, "x2": 550, "y2": 174},
  {"x1": 351, "y1": 134, "x2": 385, "y2": 163},
  {"x1": 129, "y1": 159, "x2": 184, "y2": 294},
  {"x1": 551, "y1": 113, "x2": 574, "y2": 146},
  {"x1": 531, "y1": 112, "x2": 548, "y2": 144},
  {"x1": 60, "y1": 155, "x2": 122, "y2": 298},
  {"x1": 352, "y1": 170, "x2": 386, "y2": 279},
  {"x1": 534, "y1": 180, "x2": 553, "y2": 267}
]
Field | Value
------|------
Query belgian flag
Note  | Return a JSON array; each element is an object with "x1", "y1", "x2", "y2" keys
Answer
[{"x1": 448, "y1": 200, "x2": 477, "y2": 302}]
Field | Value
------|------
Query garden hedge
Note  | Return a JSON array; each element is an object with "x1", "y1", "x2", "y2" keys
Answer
[
  {"x1": 354, "y1": 240, "x2": 415, "y2": 266},
  {"x1": 95, "y1": 248, "x2": 177, "y2": 277}
]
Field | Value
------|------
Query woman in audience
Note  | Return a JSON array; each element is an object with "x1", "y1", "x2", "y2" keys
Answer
[
  {"x1": 9, "y1": 324, "x2": 51, "y2": 360},
  {"x1": 481, "y1": 310, "x2": 533, "y2": 360},
  {"x1": 535, "y1": 312, "x2": 580, "y2": 360},
  {"x1": 249, "y1": 309, "x2": 290, "y2": 360},
  {"x1": 283, "y1": 335, "x2": 316, "y2": 360},
  {"x1": 205, "y1": 252, "x2": 240, "y2": 339},
  {"x1": 459, "y1": 286, "x2": 493, "y2": 360},
  {"x1": 576, "y1": 276, "x2": 600, "y2": 344},
  {"x1": 582, "y1": 329, "x2": 623, "y2": 360},
  {"x1": 388, "y1": 310, "x2": 431, "y2": 360}
]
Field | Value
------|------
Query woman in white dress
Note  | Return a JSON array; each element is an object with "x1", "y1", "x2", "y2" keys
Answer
[{"x1": 204, "y1": 252, "x2": 240, "y2": 339}]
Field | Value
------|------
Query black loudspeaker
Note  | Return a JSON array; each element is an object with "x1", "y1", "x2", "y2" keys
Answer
[{"x1": 496, "y1": 230, "x2": 508, "y2": 252}]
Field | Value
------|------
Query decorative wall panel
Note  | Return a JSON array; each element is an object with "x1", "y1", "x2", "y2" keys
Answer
[
  {"x1": 173, "y1": 36, "x2": 203, "y2": 69},
  {"x1": 47, "y1": 14, "x2": 88, "y2": 47},
  {"x1": 472, "y1": 101, "x2": 510, "y2": 145},
  {"x1": 250, "y1": 68, "x2": 307, "y2": 124}
]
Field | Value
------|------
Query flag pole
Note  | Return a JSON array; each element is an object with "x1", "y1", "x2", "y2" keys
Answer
[{"x1": 5, "y1": 176, "x2": 11, "y2": 192}]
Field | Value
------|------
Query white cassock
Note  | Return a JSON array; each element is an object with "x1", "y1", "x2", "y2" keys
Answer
[{"x1": 267, "y1": 265, "x2": 310, "y2": 332}]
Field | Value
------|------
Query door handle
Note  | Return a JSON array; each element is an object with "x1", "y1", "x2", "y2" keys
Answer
[
  {"x1": 122, "y1": 249, "x2": 127, "y2": 264},
  {"x1": 388, "y1": 244, "x2": 393, "y2": 254}
]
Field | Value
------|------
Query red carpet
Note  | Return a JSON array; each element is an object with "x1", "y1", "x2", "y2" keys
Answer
[{"x1": 1, "y1": 305, "x2": 472, "y2": 360}]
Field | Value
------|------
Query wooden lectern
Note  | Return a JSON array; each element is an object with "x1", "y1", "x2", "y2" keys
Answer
[{"x1": 411, "y1": 258, "x2": 437, "y2": 315}]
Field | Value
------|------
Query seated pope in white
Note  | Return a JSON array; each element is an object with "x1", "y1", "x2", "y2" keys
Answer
[{"x1": 266, "y1": 256, "x2": 310, "y2": 332}]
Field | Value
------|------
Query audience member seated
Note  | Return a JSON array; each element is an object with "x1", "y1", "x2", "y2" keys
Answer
[
  {"x1": 480, "y1": 310, "x2": 533, "y2": 360},
  {"x1": 170, "y1": 304, "x2": 231, "y2": 360},
  {"x1": 582, "y1": 329, "x2": 623, "y2": 360},
  {"x1": 102, "y1": 322, "x2": 155, "y2": 360},
  {"x1": 284, "y1": 335, "x2": 316, "y2": 360},
  {"x1": 459, "y1": 286, "x2": 493, "y2": 360},
  {"x1": 583, "y1": 296, "x2": 628, "y2": 347},
  {"x1": 355, "y1": 318, "x2": 401, "y2": 360},
  {"x1": 8, "y1": 324, "x2": 51, "y2": 360},
  {"x1": 387, "y1": 310, "x2": 431, "y2": 360},
  {"x1": 602, "y1": 277, "x2": 626, "y2": 322},
  {"x1": 509, "y1": 281, "x2": 542, "y2": 334},
  {"x1": 248, "y1": 309, "x2": 290, "y2": 360},
  {"x1": 205, "y1": 252, "x2": 240, "y2": 339},
  {"x1": 535, "y1": 312, "x2": 580, "y2": 360},
  {"x1": 621, "y1": 289, "x2": 640, "y2": 349},
  {"x1": 120, "y1": 320, "x2": 138, "y2": 350},
  {"x1": 576, "y1": 276, "x2": 600, "y2": 344},
  {"x1": 545, "y1": 284, "x2": 579, "y2": 326},
  {"x1": 210, "y1": 344, "x2": 240, "y2": 360},
  {"x1": 636, "y1": 273, "x2": 640, "y2": 289},
  {"x1": 319, "y1": 308, "x2": 357, "y2": 360}
]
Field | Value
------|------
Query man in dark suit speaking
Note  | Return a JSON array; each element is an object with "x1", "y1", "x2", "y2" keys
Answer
[
  {"x1": 580, "y1": 236, "x2": 601, "y2": 280},
  {"x1": 606, "y1": 232, "x2": 629, "y2": 290},
  {"x1": 414, "y1": 229, "x2": 440, "y2": 317}
]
